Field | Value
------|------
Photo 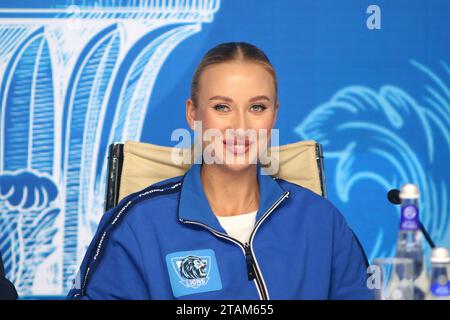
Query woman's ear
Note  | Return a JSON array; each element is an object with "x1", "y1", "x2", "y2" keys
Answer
[{"x1": 185, "y1": 98, "x2": 196, "y2": 130}]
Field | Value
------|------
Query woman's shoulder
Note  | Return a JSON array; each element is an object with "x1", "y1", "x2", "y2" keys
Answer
[
  {"x1": 106, "y1": 175, "x2": 184, "y2": 224},
  {"x1": 275, "y1": 177, "x2": 326, "y2": 200},
  {"x1": 119, "y1": 175, "x2": 183, "y2": 204},
  {"x1": 275, "y1": 177, "x2": 339, "y2": 213},
  {"x1": 275, "y1": 178, "x2": 351, "y2": 230}
]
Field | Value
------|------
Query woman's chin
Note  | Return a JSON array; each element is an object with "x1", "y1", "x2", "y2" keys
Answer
[
  {"x1": 221, "y1": 162, "x2": 254, "y2": 172},
  {"x1": 219, "y1": 152, "x2": 258, "y2": 172}
]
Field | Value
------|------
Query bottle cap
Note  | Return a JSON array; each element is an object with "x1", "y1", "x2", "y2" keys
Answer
[
  {"x1": 399, "y1": 184, "x2": 420, "y2": 199},
  {"x1": 431, "y1": 247, "x2": 450, "y2": 263}
]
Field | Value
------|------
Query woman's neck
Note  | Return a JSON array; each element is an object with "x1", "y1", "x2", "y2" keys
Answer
[{"x1": 200, "y1": 164, "x2": 259, "y2": 217}]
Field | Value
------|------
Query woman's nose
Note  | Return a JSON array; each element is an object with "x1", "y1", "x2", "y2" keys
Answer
[{"x1": 230, "y1": 110, "x2": 249, "y2": 131}]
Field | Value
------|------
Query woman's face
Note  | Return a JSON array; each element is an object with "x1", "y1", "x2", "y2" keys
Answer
[{"x1": 186, "y1": 60, "x2": 278, "y2": 171}]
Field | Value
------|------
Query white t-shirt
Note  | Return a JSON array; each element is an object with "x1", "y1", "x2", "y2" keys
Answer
[{"x1": 216, "y1": 210, "x2": 258, "y2": 244}]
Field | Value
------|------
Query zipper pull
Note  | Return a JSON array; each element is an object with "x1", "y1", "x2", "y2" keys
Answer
[{"x1": 244, "y1": 243, "x2": 256, "y2": 281}]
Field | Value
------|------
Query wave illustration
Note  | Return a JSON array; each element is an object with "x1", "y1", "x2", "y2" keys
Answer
[{"x1": 296, "y1": 61, "x2": 450, "y2": 261}]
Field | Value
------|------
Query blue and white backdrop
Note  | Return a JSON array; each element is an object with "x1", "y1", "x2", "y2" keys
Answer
[{"x1": 0, "y1": 0, "x2": 449, "y2": 297}]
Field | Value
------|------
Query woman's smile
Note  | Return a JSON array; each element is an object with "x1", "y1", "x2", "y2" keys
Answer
[{"x1": 223, "y1": 137, "x2": 253, "y2": 156}]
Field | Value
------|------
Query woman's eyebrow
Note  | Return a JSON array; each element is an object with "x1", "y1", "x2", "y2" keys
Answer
[
  {"x1": 249, "y1": 95, "x2": 271, "y2": 102},
  {"x1": 208, "y1": 95, "x2": 271, "y2": 102},
  {"x1": 209, "y1": 95, "x2": 233, "y2": 102}
]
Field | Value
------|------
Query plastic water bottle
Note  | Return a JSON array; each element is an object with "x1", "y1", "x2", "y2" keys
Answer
[
  {"x1": 395, "y1": 184, "x2": 428, "y2": 300},
  {"x1": 427, "y1": 247, "x2": 450, "y2": 300}
]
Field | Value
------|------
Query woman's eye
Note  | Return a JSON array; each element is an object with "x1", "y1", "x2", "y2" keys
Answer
[
  {"x1": 250, "y1": 104, "x2": 267, "y2": 112},
  {"x1": 213, "y1": 104, "x2": 230, "y2": 112}
]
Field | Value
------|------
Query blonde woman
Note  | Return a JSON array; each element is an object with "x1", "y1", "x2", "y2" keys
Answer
[{"x1": 69, "y1": 42, "x2": 372, "y2": 300}]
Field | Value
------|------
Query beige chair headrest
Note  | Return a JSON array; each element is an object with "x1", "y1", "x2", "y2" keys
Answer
[{"x1": 118, "y1": 140, "x2": 325, "y2": 202}]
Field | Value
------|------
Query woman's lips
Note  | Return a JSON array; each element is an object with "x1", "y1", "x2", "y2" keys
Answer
[{"x1": 223, "y1": 139, "x2": 252, "y2": 155}]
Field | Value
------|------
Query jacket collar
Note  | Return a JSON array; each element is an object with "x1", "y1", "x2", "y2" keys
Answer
[{"x1": 178, "y1": 162, "x2": 287, "y2": 233}]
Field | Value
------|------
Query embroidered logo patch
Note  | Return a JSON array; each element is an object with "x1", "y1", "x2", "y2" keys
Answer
[{"x1": 165, "y1": 249, "x2": 222, "y2": 298}]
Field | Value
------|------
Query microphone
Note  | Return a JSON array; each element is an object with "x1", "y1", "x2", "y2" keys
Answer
[
  {"x1": 387, "y1": 189, "x2": 401, "y2": 205},
  {"x1": 387, "y1": 189, "x2": 435, "y2": 248}
]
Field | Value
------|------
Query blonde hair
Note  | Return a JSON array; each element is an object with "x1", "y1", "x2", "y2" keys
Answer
[{"x1": 190, "y1": 42, "x2": 278, "y2": 107}]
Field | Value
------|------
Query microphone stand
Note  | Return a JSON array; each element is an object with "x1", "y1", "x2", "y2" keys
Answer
[{"x1": 387, "y1": 189, "x2": 436, "y2": 249}]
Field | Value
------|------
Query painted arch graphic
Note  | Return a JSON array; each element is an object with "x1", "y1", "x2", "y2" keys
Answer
[{"x1": 0, "y1": 0, "x2": 220, "y2": 296}]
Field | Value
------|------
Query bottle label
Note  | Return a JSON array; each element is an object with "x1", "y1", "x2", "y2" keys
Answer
[
  {"x1": 400, "y1": 205, "x2": 420, "y2": 230},
  {"x1": 430, "y1": 282, "x2": 450, "y2": 297}
]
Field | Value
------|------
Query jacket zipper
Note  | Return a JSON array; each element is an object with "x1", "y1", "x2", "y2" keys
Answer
[{"x1": 179, "y1": 191, "x2": 289, "y2": 300}]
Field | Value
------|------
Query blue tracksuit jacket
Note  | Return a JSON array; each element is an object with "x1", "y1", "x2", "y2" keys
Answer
[{"x1": 68, "y1": 163, "x2": 373, "y2": 300}]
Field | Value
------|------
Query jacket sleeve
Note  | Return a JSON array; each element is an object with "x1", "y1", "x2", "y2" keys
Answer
[
  {"x1": 68, "y1": 208, "x2": 150, "y2": 300},
  {"x1": 0, "y1": 251, "x2": 18, "y2": 300},
  {"x1": 329, "y1": 208, "x2": 374, "y2": 300}
]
